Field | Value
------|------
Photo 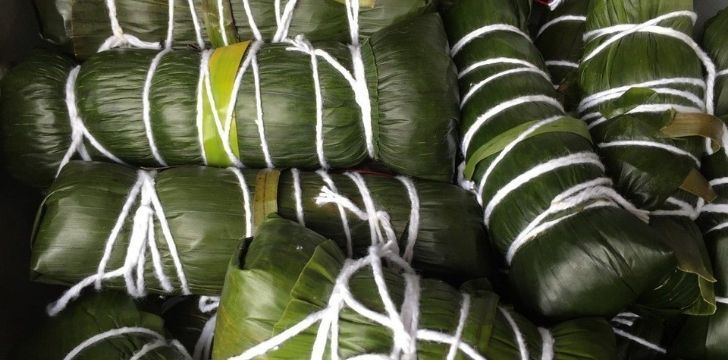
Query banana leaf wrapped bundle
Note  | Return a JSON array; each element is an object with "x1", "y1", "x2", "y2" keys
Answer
[
  {"x1": 214, "y1": 215, "x2": 617, "y2": 359},
  {"x1": 33, "y1": 0, "x2": 433, "y2": 60},
  {"x1": 533, "y1": 0, "x2": 589, "y2": 110},
  {"x1": 577, "y1": 0, "x2": 721, "y2": 316},
  {"x1": 1, "y1": 13, "x2": 458, "y2": 187},
  {"x1": 10, "y1": 291, "x2": 192, "y2": 360},
  {"x1": 33, "y1": 161, "x2": 491, "y2": 316},
  {"x1": 440, "y1": 0, "x2": 678, "y2": 319}
]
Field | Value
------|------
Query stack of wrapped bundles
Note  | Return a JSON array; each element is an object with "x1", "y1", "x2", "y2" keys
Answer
[
  {"x1": 9, "y1": 0, "x2": 728, "y2": 357},
  {"x1": 213, "y1": 215, "x2": 617, "y2": 359},
  {"x1": 578, "y1": 0, "x2": 720, "y2": 315},
  {"x1": 33, "y1": 162, "x2": 491, "y2": 317},
  {"x1": 668, "y1": 8, "x2": 728, "y2": 359},
  {"x1": 1, "y1": 13, "x2": 458, "y2": 187},
  {"x1": 33, "y1": 0, "x2": 434, "y2": 58},
  {"x1": 440, "y1": 0, "x2": 691, "y2": 319}
]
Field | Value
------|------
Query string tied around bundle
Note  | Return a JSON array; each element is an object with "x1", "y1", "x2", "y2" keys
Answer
[{"x1": 47, "y1": 169, "x2": 190, "y2": 316}]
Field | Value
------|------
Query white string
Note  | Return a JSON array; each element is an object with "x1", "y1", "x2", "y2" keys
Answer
[
  {"x1": 216, "y1": 0, "x2": 230, "y2": 46},
  {"x1": 450, "y1": 24, "x2": 530, "y2": 57},
  {"x1": 291, "y1": 168, "x2": 306, "y2": 226},
  {"x1": 499, "y1": 307, "x2": 529, "y2": 360},
  {"x1": 345, "y1": 0, "x2": 375, "y2": 158},
  {"x1": 716, "y1": 296, "x2": 728, "y2": 304},
  {"x1": 47, "y1": 170, "x2": 190, "y2": 316},
  {"x1": 446, "y1": 294, "x2": 470, "y2": 360},
  {"x1": 652, "y1": 197, "x2": 702, "y2": 220},
  {"x1": 142, "y1": 49, "x2": 171, "y2": 166},
  {"x1": 547, "y1": 0, "x2": 563, "y2": 11},
  {"x1": 272, "y1": 0, "x2": 300, "y2": 42},
  {"x1": 196, "y1": 51, "x2": 211, "y2": 165},
  {"x1": 228, "y1": 167, "x2": 253, "y2": 237},
  {"x1": 241, "y1": 0, "x2": 264, "y2": 41},
  {"x1": 185, "y1": 0, "x2": 205, "y2": 48},
  {"x1": 396, "y1": 176, "x2": 420, "y2": 264},
  {"x1": 475, "y1": 115, "x2": 563, "y2": 203},
  {"x1": 316, "y1": 170, "x2": 354, "y2": 256},
  {"x1": 506, "y1": 177, "x2": 648, "y2": 263},
  {"x1": 538, "y1": 327, "x2": 554, "y2": 360},
  {"x1": 64, "y1": 327, "x2": 192, "y2": 360},
  {"x1": 612, "y1": 328, "x2": 667, "y2": 354},
  {"x1": 719, "y1": 69, "x2": 728, "y2": 77},
  {"x1": 458, "y1": 57, "x2": 542, "y2": 79},
  {"x1": 461, "y1": 67, "x2": 551, "y2": 108},
  {"x1": 536, "y1": 15, "x2": 586, "y2": 38},
  {"x1": 285, "y1": 36, "x2": 328, "y2": 168},
  {"x1": 544, "y1": 60, "x2": 579, "y2": 69},
  {"x1": 99, "y1": 1, "x2": 162, "y2": 51},
  {"x1": 249, "y1": 50, "x2": 274, "y2": 168},
  {"x1": 483, "y1": 152, "x2": 604, "y2": 226},
  {"x1": 462, "y1": 95, "x2": 564, "y2": 155},
  {"x1": 57, "y1": 66, "x2": 127, "y2": 177},
  {"x1": 193, "y1": 313, "x2": 217, "y2": 360},
  {"x1": 598, "y1": 141, "x2": 701, "y2": 167}
]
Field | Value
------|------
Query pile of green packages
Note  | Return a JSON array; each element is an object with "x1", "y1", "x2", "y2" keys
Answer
[
  {"x1": 668, "y1": 8, "x2": 728, "y2": 358},
  {"x1": 441, "y1": 0, "x2": 688, "y2": 319},
  {"x1": 8, "y1": 0, "x2": 728, "y2": 357},
  {"x1": 213, "y1": 215, "x2": 617, "y2": 359},
  {"x1": 33, "y1": 0, "x2": 434, "y2": 59},
  {"x1": 32, "y1": 161, "x2": 491, "y2": 316},
  {"x1": 1, "y1": 13, "x2": 458, "y2": 187}
]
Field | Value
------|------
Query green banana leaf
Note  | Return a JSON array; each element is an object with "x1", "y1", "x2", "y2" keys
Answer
[
  {"x1": 31, "y1": 161, "x2": 491, "y2": 300},
  {"x1": 441, "y1": 0, "x2": 677, "y2": 319},
  {"x1": 33, "y1": 0, "x2": 434, "y2": 59},
  {"x1": 10, "y1": 291, "x2": 191, "y2": 360},
  {"x1": 533, "y1": 0, "x2": 590, "y2": 111},
  {"x1": 214, "y1": 215, "x2": 617, "y2": 359},
  {"x1": 582, "y1": 0, "x2": 719, "y2": 316},
  {"x1": 1, "y1": 13, "x2": 459, "y2": 187}
]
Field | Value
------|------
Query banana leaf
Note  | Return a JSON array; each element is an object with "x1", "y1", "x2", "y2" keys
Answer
[
  {"x1": 31, "y1": 161, "x2": 491, "y2": 306},
  {"x1": 1, "y1": 13, "x2": 459, "y2": 187},
  {"x1": 533, "y1": 0, "x2": 589, "y2": 111},
  {"x1": 214, "y1": 215, "x2": 617, "y2": 359},
  {"x1": 10, "y1": 291, "x2": 191, "y2": 360},
  {"x1": 440, "y1": 0, "x2": 677, "y2": 319},
  {"x1": 33, "y1": 0, "x2": 434, "y2": 60}
]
